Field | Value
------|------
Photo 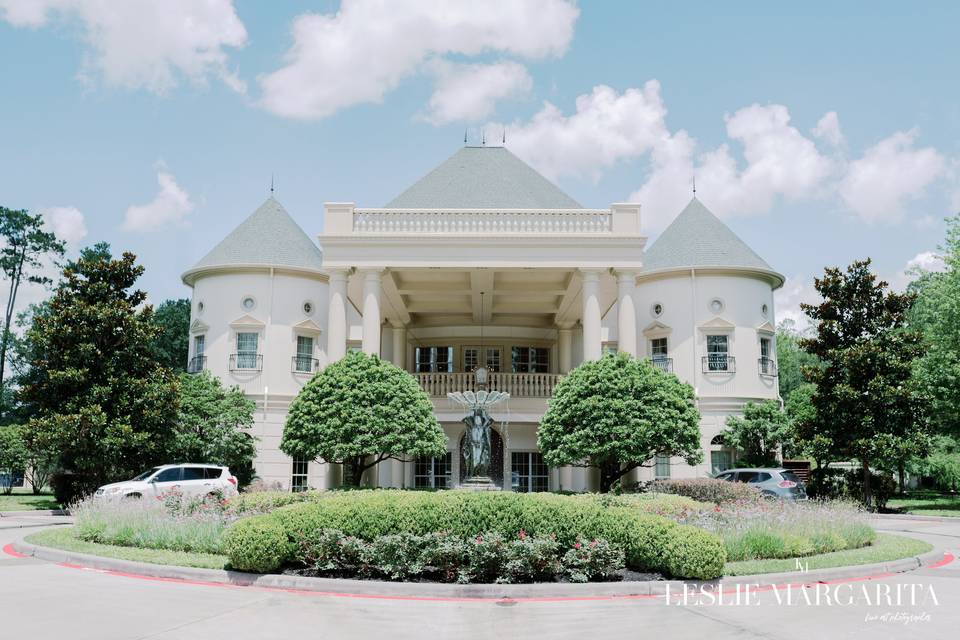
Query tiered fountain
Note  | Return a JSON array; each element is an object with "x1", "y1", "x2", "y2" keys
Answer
[{"x1": 447, "y1": 389, "x2": 510, "y2": 490}]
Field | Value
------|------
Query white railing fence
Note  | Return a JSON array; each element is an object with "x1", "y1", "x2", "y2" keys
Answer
[{"x1": 413, "y1": 371, "x2": 561, "y2": 397}]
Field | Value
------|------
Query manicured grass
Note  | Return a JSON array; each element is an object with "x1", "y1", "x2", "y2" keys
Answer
[
  {"x1": 25, "y1": 526, "x2": 229, "y2": 570},
  {"x1": 724, "y1": 533, "x2": 932, "y2": 576},
  {"x1": 887, "y1": 492, "x2": 960, "y2": 517},
  {"x1": 0, "y1": 490, "x2": 60, "y2": 511}
]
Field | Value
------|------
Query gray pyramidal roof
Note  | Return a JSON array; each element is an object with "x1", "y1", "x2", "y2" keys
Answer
[
  {"x1": 385, "y1": 146, "x2": 582, "y2": 209},
  {"x1": 642, "y1": 198, "x2": 782, "y2": 283},
  {"x1": 183, "y1": 197, "x2": 323, "y2": 284}
]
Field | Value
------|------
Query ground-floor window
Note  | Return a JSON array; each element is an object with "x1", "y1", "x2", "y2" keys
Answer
[
  {"x1": 511, "y1": 452, "x2": 549, "y2": 492},
  {"x1": 415, "y1": 452, "x2": 452, "y2": 488},
  {"x1": 711, "y1": 450, "x2": 733, "y2": 475},
  {"x1": 291, "y1": 456, "x2": 309, "y2": 492},
  {"x1": 654, "y1": 454, "x2": 671, "y2": 479}
]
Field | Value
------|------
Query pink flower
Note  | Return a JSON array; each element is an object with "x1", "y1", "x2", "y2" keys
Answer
[
  {"x1": 574, "y1": 542, "x2": 582, "y2": 549},
  {"x1": 518, "y1": 530, "x2": 527, "y2": 540}
]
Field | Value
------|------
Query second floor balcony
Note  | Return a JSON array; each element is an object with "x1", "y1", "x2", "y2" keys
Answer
[
  {"x1": 187, "y1": 355, "x2": 206, "y2": 374},
  {"x1": 414, "y1": 371, "x2": 561, "y2": 398}
]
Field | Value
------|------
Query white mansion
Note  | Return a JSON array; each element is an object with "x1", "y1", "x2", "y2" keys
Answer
[{"x1": 182, "y1": 146, "x2": 784, "y2": 492}]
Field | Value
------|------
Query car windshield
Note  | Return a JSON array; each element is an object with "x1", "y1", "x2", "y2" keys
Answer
[{"x1": 131, "y1": 467, "x2": 161, "y2": 481}]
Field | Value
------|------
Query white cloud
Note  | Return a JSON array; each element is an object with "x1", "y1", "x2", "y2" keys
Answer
[
  {"x1": 123, "y1": 168, "x2": 194, "y2": 232},
  {"x1": 424, "y1": 60, "x2": 532, "y2": 125},
  {"x1": 838, "y1": 130, "x2": 944, "y2": 224},
  {"x1": 890, "y1": 250, "x2": 947, "y2": 290},
  {"x1": 39, "y1": 206, "x2": 87, "y2": 247},
  {"x1": 812, "y1": 111, "x2": 844, "y2": 147},
  {"x1": 258, "y1": 0, "x2": 578, "y2": 120},
  {"x1": 497, "y1": 82, "x2": 672, "y2": 182},
  {"x1": 774, "y1": 274, "x2": 821, "y2": 332},
  {"x1": 0, "y1": 0, "x2": 248, "y2": 93}
]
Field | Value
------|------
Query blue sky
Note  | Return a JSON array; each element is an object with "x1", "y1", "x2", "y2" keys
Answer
[{"x1": 0, "y1": 1, "x2": 957, "y2": 324}]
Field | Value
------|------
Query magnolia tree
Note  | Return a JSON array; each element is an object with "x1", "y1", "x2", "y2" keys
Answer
[
  {"x1": 538, "y1": 352, "x2": 702, "y2": 493},
  {"x1": 281, "y1": 351, "x2": 446, "y2": 486}
]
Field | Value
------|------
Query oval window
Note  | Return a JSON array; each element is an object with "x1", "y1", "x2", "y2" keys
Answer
[
  {"x1": 653, "y1": 303, "x2": 663, "y2": 317},
  {"x1": 242, "y1": 296, "x2": 255, "y2": 311},
  {"x1": 710, "y1": 298, "x2": 724, "y2": 314},
  {"x1": 303, "y1": 301, "x2": 314, "y2": 315},
  {"x1": 761, "y1": 303, "x2": 769, "y2": 318}
]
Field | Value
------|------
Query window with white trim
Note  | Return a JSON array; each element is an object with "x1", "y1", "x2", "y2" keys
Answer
[
  {"x1": 414, "y1": 452, "x2": 452, "y2": 488},
  {"x1": 511, "y1": 346, "x2": 549, "y2": 373},
  {"x1": 235, "y1": 332, "x2": 259, "y2": 369},
  {"x1": 511, "y1": 452, "x2": 549, "y2": 492},
  {"x1": 706, "y1": 335, "x2": 729, "y2": 371},
  {"x1": 291, "y1": 457, "x2": 309, "y2": 492},
  {"x1": 295, "y1": 335, "x2": 315, "y2": 372},
  {"x1": 655, "y1": 455, "x2": 671, "y2": 479},
  {"x1": 415, "y1": 346, "x2": 453, "y2": 373},
  {"x1": 463, "y1": 346, "x2": 501, "y2": 372}
]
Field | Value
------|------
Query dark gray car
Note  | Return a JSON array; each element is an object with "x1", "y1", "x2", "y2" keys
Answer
[{"x1": 714, "y1": 467, "x2": 808, "y2": 500}]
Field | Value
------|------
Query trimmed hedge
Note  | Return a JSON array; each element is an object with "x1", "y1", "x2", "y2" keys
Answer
[
  {"x1": 222, "y1": 491, "x2": 726, "y2": 579},
  {"x1": 648, "y1": 478, "x2": 759, "y2": 504}
]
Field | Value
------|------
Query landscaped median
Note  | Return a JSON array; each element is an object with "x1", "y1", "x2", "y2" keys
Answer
[{"x1": 14, "y1": 483, "x2": 942, "y2": 591}]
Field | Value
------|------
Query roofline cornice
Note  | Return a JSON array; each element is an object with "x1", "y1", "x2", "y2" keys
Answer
[
  {"x1": 181, "y1": 264, "x2": 329, "y2": 287},
  {"x1": 637, "y1": 265, "x2": 785, "y2": 289}
]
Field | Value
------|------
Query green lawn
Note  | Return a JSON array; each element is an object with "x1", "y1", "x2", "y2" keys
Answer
[
  {"x1": 24, "y1": 526, "x2": 229, "y2": 570},
  {"x1": 724, "y1": 533, "x2": 933, "y2": 576},
  {"x1": 887, "y1": 492, "x2": 960, "y2": 517},
  {"x1": 0, "y1": 490, "x2": 60, "y2": 511}
]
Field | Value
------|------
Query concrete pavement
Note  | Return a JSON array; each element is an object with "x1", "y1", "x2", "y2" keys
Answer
[{"x1": 0, "y1": 514, "x2": 958, "y2": 640}]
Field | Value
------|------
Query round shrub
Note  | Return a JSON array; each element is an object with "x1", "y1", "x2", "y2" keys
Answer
[
  {"x1": 222, "y1": 517, "x2": 291, "y2": 573},
  {"x1": 662, "y1": 525, "x2": 727, "y2": 580}
]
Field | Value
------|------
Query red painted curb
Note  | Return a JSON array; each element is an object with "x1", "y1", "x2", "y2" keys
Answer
[{"x1": 3, "y1": 543, "x2": 953, "y2": 604}]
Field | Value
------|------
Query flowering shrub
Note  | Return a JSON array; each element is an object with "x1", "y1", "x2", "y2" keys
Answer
[
  {"x1": 648, "y1": 478, "x2": 760, "y2": 504},
  {"x1": 257, "y1": 528, "x2": 601, "y2": 583},
  {"x1": 672, "y1": 496, "x2": 875, "y2": 561},
  {"x1": 561, "y1": 538, "x2": 625, "y2": 583},
  {"x1": 73, "y1": 492, "x2": 234, "y2": 554}
]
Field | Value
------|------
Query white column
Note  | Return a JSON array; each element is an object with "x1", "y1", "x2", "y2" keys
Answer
[
  {"x1": 391, "y1": 322, "x2": 406, "y2": 369},
  {"x1": 580, "y1": 269, "x2": 602, "y2": 362},
  {"x1": 558, "y1": 326, "x2": 573, "y2": 373},
  {"x1": 327, "y1": 269, "x2": 349, "y2": 362},
  {"x1": 391, "y1": 457, "x2": 405, "y2": 488},
  {"x1": 560, "y1": 466, "x2": 574, "y2": 491},
  {"x1": 616, "y1": 271, "x2": 638, "y2": 356},
  {"x1": 361, "y1": 269, "x2": 383, "y2": 356}
]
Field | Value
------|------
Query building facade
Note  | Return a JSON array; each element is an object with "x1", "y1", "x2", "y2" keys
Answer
[{"x1": 181, "y1": 146, "x2": 784, "y2": 492}]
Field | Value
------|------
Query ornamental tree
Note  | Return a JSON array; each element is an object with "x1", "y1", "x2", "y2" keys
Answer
[
  {"x1": 800, "y1": 259, "x2": 929, "y2": 508},
  {"x1": 151, "y1": 298, "x2": 191, "y2": 372},
  {"x1": 722, "y1": 400, "x2": 791, "y2": 467},
  {"x1": 281, "y1": 351, "x2": 445, "y2": 486},
  {"x1": 538, "y1": 352, "x2": 702, "y2": 493},
  {"x1": 172, "y1": 371, "x2": 258, "y2": 487},
  {"x1": 18, "y1": 243, "x2": 179, "y2": 499}
]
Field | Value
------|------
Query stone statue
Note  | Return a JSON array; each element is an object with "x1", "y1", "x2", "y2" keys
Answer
[
  {"x1": 462, "y1": 407, "x2": 493, "y2": 478},
  {"x1": 446, "y1": 389, "x2": 510, "y2": 488}
]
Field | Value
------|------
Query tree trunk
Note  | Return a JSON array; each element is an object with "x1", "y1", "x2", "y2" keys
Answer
[
  {"x1": 861, "y1": 458, "x2": 873, "y2": 510},
  {"x1": 897, "y1": 462, "x2": 906, "y2": 496},
  {"x1": 0, "y1": 250, "x2": 26, "y2": 391},
  {"x1": 598, "y1": 462, "x2": 623, "y2": 494},
  {"x1": 344, "y1": 458, "x2": 363, "y2": 487}
]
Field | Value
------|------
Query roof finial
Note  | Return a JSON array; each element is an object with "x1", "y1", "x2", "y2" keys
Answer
[
  {"x1": 502, "y1": 128, "x2": 506, "y2": 145},
  {"x1": 481, "y1": 129, "x2": 486, "y2": 146},
  {"x1": 692, "y1": 175, "x2": 696, "y2": 197},
  {"x1": 270, "y1": 173, "x2": 275, "y2": 196},
  {"x1": 464, "y1": 128, "x2": 468, "y2": 145}
]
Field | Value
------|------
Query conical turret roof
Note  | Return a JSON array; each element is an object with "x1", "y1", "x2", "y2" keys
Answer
[
  {"x1": 182, "y1": 197, "x2": 324, "y2": 285},
  {"x1": 641, "y1": 198, "x2": 783, "y2": 286}
]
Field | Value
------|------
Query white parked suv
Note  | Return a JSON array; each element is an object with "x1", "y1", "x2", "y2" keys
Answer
[{"x1": 95, "y1": 464, "x2": 238, "y2": 501}]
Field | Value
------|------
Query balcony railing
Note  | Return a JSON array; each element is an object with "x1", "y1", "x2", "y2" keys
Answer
[
  {"x1": 352, "y1": 208, "x2": 613, "y2": 235},
  {"x1": 649, "y1": 357, "x2": 673, "y2": 373},
  {"x1": 229, "y1": 353, "x2": 263, "y2": 372},
  {"x1": 702, "y1": 355, "x2": 736, "y2": 373},
  {"x1": 414, "y1": 371, "x2": 561, "y2": 397},
  {"x1": 758, "y1": 357, "x2": 778, "y2": 377},
  {"x1": 187, "y1": 355, "x2": 206, "y2": 374},
  {"x1": 292, "y1": 355, "x2": 320, "y2": 374}
]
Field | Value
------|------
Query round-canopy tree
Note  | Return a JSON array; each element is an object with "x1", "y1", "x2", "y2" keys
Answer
[
  {"x1": 539, "y1": 352, "x2": 702, "y2": 493},
  {"x1": 281, "y1": 351, "x2": 445, "y2": 486}
]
